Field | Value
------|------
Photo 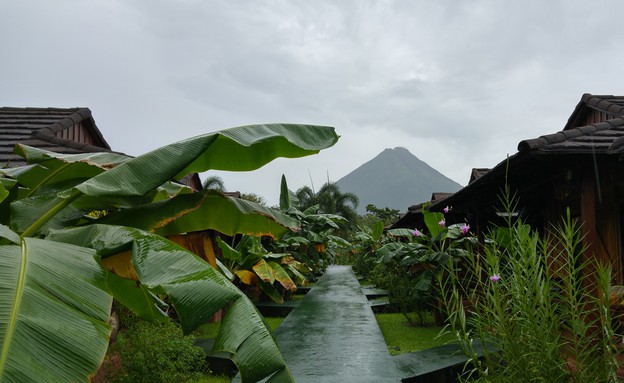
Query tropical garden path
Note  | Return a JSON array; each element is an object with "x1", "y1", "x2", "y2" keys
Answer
[{"x1": 264, "y1": 265, "x2": 406, "y2": 382}]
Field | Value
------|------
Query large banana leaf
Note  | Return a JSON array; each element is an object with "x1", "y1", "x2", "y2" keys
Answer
[
  {"x1": 46, "y1": 224, "x2": 293, "y2": 383},
  {"x1": 0, "y1": 236, "x2": 112, "y2": 383},
  {"x1": 76, "y1": 123, "x2": 338, "y2": 197},
  {"x1": 6, "y1": 145, "x2": 131, "y2": 191},
  {"x1": 15, "y1": 124, "x2": 337, "y2": 236},
  {"x1": 97, "y1": 190, "x2": 298, "y2": 238}
]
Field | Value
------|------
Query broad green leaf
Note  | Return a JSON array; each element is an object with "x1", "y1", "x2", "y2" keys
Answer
[
  {"x1": 446, "y1": 223, "x2": 464, "y2": 239},
  {"x1": 0, "y1": 183, "x2": 8, "y2": 205},
  {"x1": 258, "y1": 280, "x2": 284, "y2": 304},
  {"x1": 216, "y1": 258, "x2": 235, "y2": 280},
  {"x1": 286, "y1": 263, "x2": 307, "y2": 286},
  {"x1": 372, "y1": 219, "x2": 384, "y2": 242},
  {"x1": 387, "y1": 228, "x2": 417, "y2": 238},
  {"x1": 76, "y1": 124, "x2": 338, "y2": 197},
  {"x1": 215, "y1": 297, "x2": 292, "y2": 382},
  {"x1": 10, "y1": 193, "x2": 85, "y2": 234},
  {"x1": 14, "y1": 144, "x2": 130, "y2": 169},
  {"x1": 423, "y1": 206, "x2": 445, "y2": 237},
  {"x1": 216, "y1": 236, "x2": 242, "y2": 263},
  {"x1": 46, "y1": 225, "x2": 293, "y2": 383},
  {"x1": 153, "y1": 191, "x2": 298, "y2": 239},
  {"x1": 0, "y1": 224, "x2": 19, "y2": 244},
  {"x1": 0, "y1": 238, "x2": 112, "y2": 383},
  {"x1": 253, "y1": 259, "x2": 275, "y2": 284},
  {"x1": 10, "y1": 145, "x2": 131, "y2": 193},
  {"x1": 268, "y1": 261, "x2": 297, "y2": 292},
  {"x1": 327, "y1": 235, "x2": 351, "y2": 247},
  {"x1": 279, "y1": 174, "x2": 291, "y2": 211},
  {"x1": 105, "y1": 272, "x2": 168, "y2": 322}
]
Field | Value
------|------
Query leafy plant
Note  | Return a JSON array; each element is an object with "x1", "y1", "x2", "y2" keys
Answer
[
  {"x1": 369, "y1": 206, "x2": 475, "y2": 325},
  {"x1": 438, "y1": 201, "x2": 620, "y2": 382},
  {"x1": 0, "y1": 123, "x2": 338, "y2": 383},
  {"x1": 295, "y1": 181, "x2": 359, "y2": 235},
  {"x1": 108, "y1": 319, "x2": 208, "y2": 383},
  {"x1": 216, "y1": 235, "x2": 305, "y2": 303},
  {"x1": 273, "y1": 176, "x2": 351, "y2": 275}
]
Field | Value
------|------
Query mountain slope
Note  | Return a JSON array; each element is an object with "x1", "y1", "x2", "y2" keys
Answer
[{"x1": 336, "y1": 147, "x2": 462, "y2": 213}]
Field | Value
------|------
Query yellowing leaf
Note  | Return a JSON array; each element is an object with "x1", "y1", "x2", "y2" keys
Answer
[
  {"x1": 100, "y1": 250, "x2": 139, "y2": 280},
  {"x1": 235, "y1": 270, "x2": 257, "y2": 285},
  {"x1": 252, "y1": 259, "x2": 275, "y2": 284}
]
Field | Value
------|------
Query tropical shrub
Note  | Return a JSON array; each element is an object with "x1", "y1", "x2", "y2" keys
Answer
[
  {"x1": 272, "y1": 176, "x2": 351, "y2": 276},
  {"x1": 216, "y1": 234, "x2": 306, "y2": 303},
  {"x1": 0, "y1": 123, "x2": 338, "y2": 383},
  {"x1": 359, "y1": 206, "x2": 475, "y2": 325},
  {"x1": 107, "y1": 319, "x2": 208, "y2": 383},
  {"x1": 438, "y1": 203, "x2": 620, "y2": 382},
  {"x1": 295, "y1": 181, "x2": 359, "y2": 236}
]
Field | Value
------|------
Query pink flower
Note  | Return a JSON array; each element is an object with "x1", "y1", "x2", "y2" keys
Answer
[
  {"x1": 439, "y1": 219, "x2": 445, "y2": 227},
  {"x1": 461, "y1": 224, "x2": 470, "y2": 236},
  {"x1": 443, "y1": 206, "x2": 450, "y2": 214},
  {"x1": 489, "y1": 274, "x2": 501, "y2": 283},
  {"x1": 414, "y1": 229, "x2": 421, "y2": 237}
]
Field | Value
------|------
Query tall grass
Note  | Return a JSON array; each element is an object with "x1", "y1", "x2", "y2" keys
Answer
[{"x1": 438, "y1": 194, "x2": 620, "y2": 382}]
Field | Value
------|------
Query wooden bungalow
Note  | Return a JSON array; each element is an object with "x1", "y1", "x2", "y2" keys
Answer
[
  {"x1": 0, "y1": 107, "x2": 113, "y2": 166},
  {"x1": 0, "y1": 107, "x2": 202, "y2": 190},
  {"x1": 420, "y1": 94, "x2": 624, "y2": 285}
]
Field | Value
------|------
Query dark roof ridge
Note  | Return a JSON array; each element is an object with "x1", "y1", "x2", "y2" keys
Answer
[
  {"x1": 518, "y1": 117, "x2": 624, "y2": 153},
  {"x1": 30, "y1": 107, "x2": 111, "y2": 150}
]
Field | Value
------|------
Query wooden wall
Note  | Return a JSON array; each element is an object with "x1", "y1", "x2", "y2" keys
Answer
[{"x1": 54, "y1": 122, "x2": 100, "y2": 146}]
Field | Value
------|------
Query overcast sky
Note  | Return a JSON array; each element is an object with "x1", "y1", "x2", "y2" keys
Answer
[{"x1": 2, "y1": 1, "x2": 623, "y2": 207}]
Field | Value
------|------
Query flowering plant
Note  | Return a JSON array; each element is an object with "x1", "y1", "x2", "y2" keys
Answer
[
  {"x1": 373, "y1": 204, "x2": 476, "y2": 325},
  {"x1": 437, "y1": 194, "x2": 620, "y2": 382}
]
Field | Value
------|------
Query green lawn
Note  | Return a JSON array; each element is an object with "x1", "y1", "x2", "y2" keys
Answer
[{"x1": 375, "y1": 313, "x2": 456, "y2": 355}]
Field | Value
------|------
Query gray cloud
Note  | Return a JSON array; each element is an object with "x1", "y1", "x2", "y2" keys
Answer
[{"x1": 2, "y1": 0, "x2": 624, "y2": 206}]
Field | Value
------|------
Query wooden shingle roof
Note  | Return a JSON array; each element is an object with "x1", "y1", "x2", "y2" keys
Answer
[
  {"x1": 0, "y1": 107, "x2": 111, "y2": 167},
  {"x1": 518, "y1": 94, "x2": 624, "y2": 155},
  {"x1": 429, "y1": 93, "x2": 624, "y2": 212}
]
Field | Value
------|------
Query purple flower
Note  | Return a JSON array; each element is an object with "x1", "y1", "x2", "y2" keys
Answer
[
  {"x1": 439, "y1": 219, "x2": 445, "y2": 227},
  {"x1": 461, "y1": 224, "x2": 470, "y2": 236},
  {"x1": 414, "y1": 229, "x2": 421, "y2": 237},
  {"x1": 489, "y1": 274, "x2": 501, "y2": 283},
  {"x1": 443, "y1": 206, "x2": 450, "y2": 214}
]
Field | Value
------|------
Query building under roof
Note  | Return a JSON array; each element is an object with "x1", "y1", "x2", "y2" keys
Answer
[
  {"x1": 0, "y1": 107, "x2": 202, "y2": 190},
  {"x1": 418, "y1": 93, "x2": 624, "y2": 284},
  {"x1": 0, "y1": 107, "x2": 112, "y2": 167}
]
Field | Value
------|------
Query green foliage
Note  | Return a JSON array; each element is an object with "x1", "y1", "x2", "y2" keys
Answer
[
  {"x1": 438, "y1": 204, "x2": 620, "y2": 382},
  {"x1": 274, "y1": 176, "x2": 352, "y2": 275},
  {"x1": 110, "y1": 319, "x2": 208, "y2": 383},
  {"x1": 216, "y1": 235, "x2": 303, "y2": 303},
  {"x1": 240, "y1": 193, "x2": 267, "y2": 206},
  {"x1": 352, "y1": 205, "x2": 475, "y2": 326},
  {"x1": 0, "y1": 123, "x2": 338, "y2": 382},
  {"x1": 364, "y1": 204, "x2": 400, "y2": 226},
  {"x1": 295, "y1": 182, "x2": 359, "y2": 235}
]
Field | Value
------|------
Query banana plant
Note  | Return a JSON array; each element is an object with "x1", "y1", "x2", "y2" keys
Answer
[
  {"x1": 0, "y1": 123, "x2": 338, "y2": 383},
  {"x1": 274, "y1": 175, "x2": 350, "y2": 274},
  {"x1": 216, "y1": 235, "x2": 308, "y2": 304}
]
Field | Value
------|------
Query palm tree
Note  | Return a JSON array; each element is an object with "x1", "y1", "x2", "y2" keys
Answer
[
  {"x1": 295, "y1": 182, "x2": 359, "y2": 233},
  {"x1": 316, "y1": 182, "x2": 359, "y2": 224},
  {"x1": 202, "y1": 175, "x2": 225, "y2": 191},
  {"x1": 295, "y1": 185, "x2": 317, "y2": 209}
]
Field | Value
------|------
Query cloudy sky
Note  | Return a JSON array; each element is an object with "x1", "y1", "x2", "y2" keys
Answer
[{"x1": 2, "y1": 1, "x2": 623, "y2": 207}]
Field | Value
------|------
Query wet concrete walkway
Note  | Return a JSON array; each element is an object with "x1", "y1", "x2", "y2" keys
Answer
[{"x1": 269, "y1": 265, "x2": 405, "y2": 382}]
